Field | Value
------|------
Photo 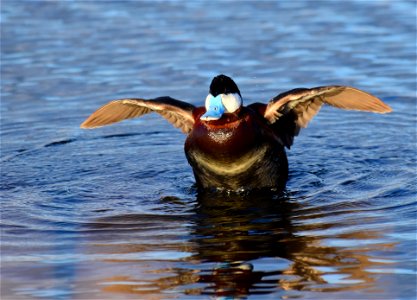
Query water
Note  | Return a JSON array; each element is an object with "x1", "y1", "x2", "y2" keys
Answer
[{"x1": 1, "y1": 1, "x2": 416, "y2": 299}]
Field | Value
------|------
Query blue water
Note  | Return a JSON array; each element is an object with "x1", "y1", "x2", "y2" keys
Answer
[{"x1": 1, "y1": 1, "x2": 416, "y2": 299}]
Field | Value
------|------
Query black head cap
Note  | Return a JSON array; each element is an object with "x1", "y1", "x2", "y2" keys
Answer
[{"x1": 209, "y1": 74, "x2": 241, "y2": 97}]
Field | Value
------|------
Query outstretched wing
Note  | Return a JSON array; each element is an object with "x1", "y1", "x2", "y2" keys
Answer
[
  {"x1": 263, "y1": 86, "x2": 392, "y2": 148},
  {"x1": 80, "y1": 97, "x2": 195, "y2": 134}
]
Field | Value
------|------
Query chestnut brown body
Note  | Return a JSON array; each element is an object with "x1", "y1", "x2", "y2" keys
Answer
[{"x1": 185, "y1": 107, "x2": 288, "y2": 191}]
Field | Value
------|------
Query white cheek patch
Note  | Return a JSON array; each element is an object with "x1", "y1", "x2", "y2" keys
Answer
[{"x1": 221, "y1": 93, "x2": 242, "y2": 113}]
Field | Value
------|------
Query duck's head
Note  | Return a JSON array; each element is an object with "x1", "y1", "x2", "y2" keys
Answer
[{"x1": 200, "y1": 74, "x2": 243, "y2": 121}]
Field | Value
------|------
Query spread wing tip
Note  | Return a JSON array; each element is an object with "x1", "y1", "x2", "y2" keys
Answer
[
  {"x1": 80, "y1": 121, "x2": 101, "y2": 129},
  {"x1": 325, "y1": 86, "x2": 393, "y2": 114},
  {"x1": 79, "y1": 97, "x2": 195, "y2": 133},
  {"x1": 355, "y1": 98, "x2": 393, "y2": 114},
  {"x1": 80, "y1": 113, "x2": 116, "y2": 129},
  {"x1": 376, "y1": 103, "x2": 393, "y2": 114},
  {"x1": 80, "y1": 119, "x2": 94, "y2": 129}
]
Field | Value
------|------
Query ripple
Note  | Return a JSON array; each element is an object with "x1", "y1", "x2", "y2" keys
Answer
[{"x1": 1, "y1": 0, "x2": 416, "y2": 299}]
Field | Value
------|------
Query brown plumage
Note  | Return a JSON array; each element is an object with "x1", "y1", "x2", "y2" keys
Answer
[
  {"x1": 80, "y1": 75, "x2": 392, "y2": 191},
  {"x1": 80, "y1": 97, "x2": 195, "y2": 134}
]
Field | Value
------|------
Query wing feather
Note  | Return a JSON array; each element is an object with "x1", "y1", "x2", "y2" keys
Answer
[
  {"x1": 80, "y1": 97, "x2": 195, "y2": 134},
  {"x1": 263, "y1": 86, "x2": 392, "y2": 148}
]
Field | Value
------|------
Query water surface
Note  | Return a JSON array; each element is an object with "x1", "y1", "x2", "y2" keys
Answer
[{"x1": 1, "y1": 1, "x2": 416, "y2": 299}]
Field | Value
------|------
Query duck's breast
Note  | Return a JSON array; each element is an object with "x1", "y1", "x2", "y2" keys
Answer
[{"x1": 184, "y1": 109, "x2": 288, "y2": 190}]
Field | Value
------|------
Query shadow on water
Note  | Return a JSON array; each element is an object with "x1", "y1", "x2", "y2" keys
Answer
[{"x1": 80, "y1": 191, "x2": 394, "y2": 298}]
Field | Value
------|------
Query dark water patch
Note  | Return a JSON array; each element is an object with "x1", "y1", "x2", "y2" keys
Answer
[
  {"x1": 44, "y1": 138, "x2": 77, "y2": 148},
  {"x1": 101, "y1": 131, "x2": 162, "y2": 139}
]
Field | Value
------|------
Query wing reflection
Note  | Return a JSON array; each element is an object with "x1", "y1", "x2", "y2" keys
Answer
[{"x1": 78, "y1": 191, "x2": 395, "y2": 298}]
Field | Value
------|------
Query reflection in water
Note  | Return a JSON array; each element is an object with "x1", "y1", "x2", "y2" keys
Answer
[
  {"x1": 80, "y1": 192, "x2": 395, "y2": 298},
  {"x1": 2, "y1": 0, "x2": 415, "y2": 298}
]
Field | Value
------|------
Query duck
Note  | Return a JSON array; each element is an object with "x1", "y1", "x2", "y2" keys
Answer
[{"x1": 80, "y1": 74, "x2": 392, "y2": 192}]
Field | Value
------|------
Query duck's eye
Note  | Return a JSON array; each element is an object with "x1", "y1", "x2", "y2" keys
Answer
[{"x1": 221, "y1": 93, "x2": 242, "y2": 113}]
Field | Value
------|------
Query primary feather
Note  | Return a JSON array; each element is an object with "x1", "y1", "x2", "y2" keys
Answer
[{"x1": 80, "y1": 97, "x2": 195, "y2": 134}]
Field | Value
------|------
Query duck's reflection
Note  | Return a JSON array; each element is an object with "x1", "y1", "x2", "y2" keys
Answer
[{"x1": 81, "y1": 191, "x2": 394, "y2": 298}]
